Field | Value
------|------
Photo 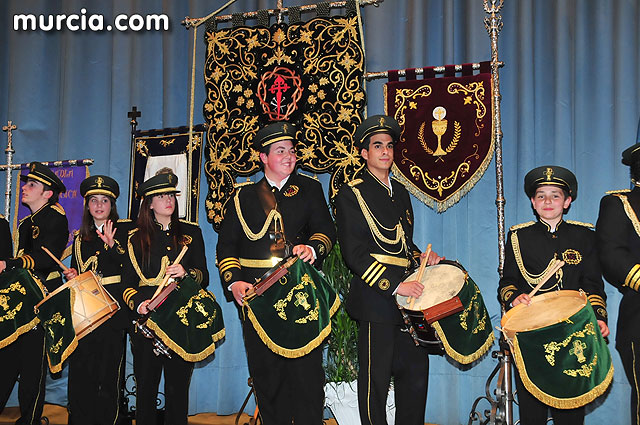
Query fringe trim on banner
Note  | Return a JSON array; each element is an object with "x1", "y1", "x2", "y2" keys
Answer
[
  {"x1": 0, "y1": 317, "x2": 40, "y2": 349},
  {"x1": 46, "y1": 289, "x2": 78, "y2": 373},
  {"x1": 147, "y1": 319, "x2": 225, "y2": 363},
  {"x1": 245, "y1": 294, "x2": 341, "y2": 359},
  {"x1": 386, "y1": 79, "x2": 496, "y2": 213},
  {"x1": 432, "y1": 321, "x2": 495, "y2": 365},
  {"x1": 512, "y1": 335, "x2": 614, "y2": 409}
]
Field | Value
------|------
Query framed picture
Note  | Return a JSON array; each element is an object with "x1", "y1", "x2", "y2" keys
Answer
[{"x1": 128, "y1": 125, "x2": 205, "y2": 223}]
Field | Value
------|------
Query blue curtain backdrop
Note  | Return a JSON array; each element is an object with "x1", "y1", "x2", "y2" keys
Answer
[{"x1": 1, "y1": 0, "x2": 640, "y2": 424}]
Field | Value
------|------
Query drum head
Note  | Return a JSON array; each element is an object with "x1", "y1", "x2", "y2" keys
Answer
[
  {"x1": 501, "y1": 290, "x2": 586, "y2": 338},
  {"x1": 396, "y1": 262, "x2": 466, "y2": 311}
]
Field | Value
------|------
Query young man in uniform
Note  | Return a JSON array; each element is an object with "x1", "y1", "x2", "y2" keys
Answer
[
  {"x1": 334, "y1": 115, "x2": 442, "y2": 425},
  {"x1": 216, "y1": 122, "x2": 336, "y2": 425},
  {"x1": 499, "y1": 165, "x2": 608, "y2": 425},
  {"x1": 0, "y1": 161, "x2": 69, "y2": 425},
  {"x1": 596, "y1": 142, "x2": 640, "y2": 425}
]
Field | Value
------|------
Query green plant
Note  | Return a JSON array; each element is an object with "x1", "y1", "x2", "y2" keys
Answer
[{"x1": 323, "y1": 241, "x2": 359, "y2": 383}]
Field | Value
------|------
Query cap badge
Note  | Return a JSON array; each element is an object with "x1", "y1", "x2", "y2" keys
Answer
[
  {"x1": 96, "y1": 177, "x2": 104, "y2": 188},
  {"x1": 544, "y1": 167, "x2": 554, "y2": 181}
]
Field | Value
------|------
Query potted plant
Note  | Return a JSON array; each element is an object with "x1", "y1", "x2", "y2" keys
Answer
[{"x1": 323, "y1": 241, "x2": 395, "y2": 424}]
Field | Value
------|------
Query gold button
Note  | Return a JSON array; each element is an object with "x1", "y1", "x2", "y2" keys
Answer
[{"x1": 167, "y1": 246, "x2": 171, "y2": 251}]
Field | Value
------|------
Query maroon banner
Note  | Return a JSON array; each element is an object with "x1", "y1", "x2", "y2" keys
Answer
[{"x1": 385, "y1": 64, "x2": 493, "y2": 212}]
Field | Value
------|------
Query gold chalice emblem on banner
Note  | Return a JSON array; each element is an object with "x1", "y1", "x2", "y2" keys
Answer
[{"x1": 418, "y1": 106, "x2": 461, "y2": 162}]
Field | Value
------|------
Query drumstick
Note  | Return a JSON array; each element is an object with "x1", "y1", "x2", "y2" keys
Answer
[
  {"x1": 42, "y1": 246, "x2": 69, "y2": 272},
  {"x1": 408, "y1": 244, "x2": 432, "y2": 310},
  {"x1": 527, "y1": 259, "x2": 565, "y2": 298},
  {"x1": 151, "y1": 245, "x2": 189, "y2": 300}
]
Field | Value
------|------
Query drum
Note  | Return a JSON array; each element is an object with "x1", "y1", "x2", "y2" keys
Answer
[
  {"x1": 244, "y1": 257, "x2": 340, "y2": 358},
  {"x1": 396, "y1": 260, "x2": 494, "y2": 364},
  {"x1": 501, "y1": 290, "x2": 613, "y2": 409},
  {"x1": 35, "y1": 271, "x2": 119, "y2": 372}
]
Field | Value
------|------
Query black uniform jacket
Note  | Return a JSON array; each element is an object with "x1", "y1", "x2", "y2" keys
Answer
[
  {"x1": 216, "y1": 173, "x2": 336, "y2": 301},
  {"x1": 5, "y1": 202, "x2": 69, "y2": 291},
  {"x1": 334, "y1": 169, "x2": 421, "y2": 325},
  {"x1": 596, "y1": 187, "x2": 640, "y2": 345},
  {"x1": 498, "y1": 219, "x2": 607, "y2": 322},
  {"x1": 0, "y1": 215, "x2": 11, "y2": 260},
  {"x1": 122, "y1": 219, "x2": 209, "y2": 313},
  {"x1": 70, "y1": 219, "x2": 133, "y2": 329}
]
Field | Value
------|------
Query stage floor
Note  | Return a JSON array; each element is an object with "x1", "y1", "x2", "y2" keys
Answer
[{"x1": 0, "y1": 404, "x2": 341, "y2": 425}]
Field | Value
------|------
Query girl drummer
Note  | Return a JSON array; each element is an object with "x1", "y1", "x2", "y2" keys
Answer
[
  {"x1": 497, "y1": 165, "x2": 609, "y2": 425},
  {"x1": 62, "y1": 175, "x2": 132, "y2": 425},
  {"x1": 121, "y1": 171, "x2": 209, "y2": 425}
]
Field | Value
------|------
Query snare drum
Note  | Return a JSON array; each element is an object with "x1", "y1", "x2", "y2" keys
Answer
[
  {"x1": 501, "y1": 290, "x2": 613, "y2": 409},
  {"x1": 396, "y1": 260, "x2": 467, "y2": 355},
  {"x1": 396, "y1": 261, "x2": 494, "y2": 364}
]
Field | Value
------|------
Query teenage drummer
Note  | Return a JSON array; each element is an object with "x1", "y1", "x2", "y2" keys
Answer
[
  {"x1": 498, "y1": 165, "x2": 609, "y2": 425},
  {"x1": 122, "y1": 171, "x2": 209, "y2": 425},
  {"x1": 334, "y1": 115, "x2": 443, "y2": 425},
  {"x1": 61, "y1": 175, "x2": 132, "y2": 425},
  {"x1": 0, "y1": 162, "x2": 69, "y2": 425}
]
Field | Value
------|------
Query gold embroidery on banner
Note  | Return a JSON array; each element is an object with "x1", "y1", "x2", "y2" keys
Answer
[
  {"x1": 458, "y1": 281, "x2": 487, "y2": 334},
  {"x1": 43, "y1": 312, "x2": 66, "y2": 354},
  {"x1": 562, "y1": 249, "x2": 582, "y2": 265},
  {"x1": 543, "y1": 322, "x2": 596, "y2": 367},
  {"x1": 569, "y1": 340, "x2": 587, "y2": 363},
  {"x1": 0, "y1": 283, "x2": 26, "y2": 322},
  {"x1": 273, "y1": 273, "x2": 318, "y2": 322},
  {"x1": 175, "y1": 291, "x2": 217, "y2": 329},
  {"x1": 159, "y1": 138, "x2": 175, "y2": 147},
  {"x1": 563, "y1": 354, "x2": 598, "y2": 378},
  {"x1": 136, "y1": 139, "x2": 149, "y2": 157},
  {"x1": 447, "y1": 80, "x2": 486, "y2": 136}
]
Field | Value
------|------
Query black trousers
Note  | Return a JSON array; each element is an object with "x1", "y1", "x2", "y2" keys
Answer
[
  {"x1": 618, "y1": 339, "x2": 640, "y2": 425},
  {"x1": 513, "y1": 368, "x2": 584, "y2": 425},
  {"x1": 68, "y1": 325, "x2": 126, "y2": 425},
  {"x1": 242, "y1": 319, "x2": 325, "y2": 425},
  {"x1": 357, "y1": 321, "x2": 429, "y2": 425},
  {"x1": 0, "y1": 326, "x2": 47, "y2": 425},
  {"x1": 131, "y1": 332, "x2": 194, "y2": 425}
]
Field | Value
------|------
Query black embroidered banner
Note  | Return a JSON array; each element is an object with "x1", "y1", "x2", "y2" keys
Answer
[
  {"x1": 203, "y1": 13, "x2": 365, "y2": 230},
  {"x1": 385, "y1": 62, "x2": 494, "y2": 212}
]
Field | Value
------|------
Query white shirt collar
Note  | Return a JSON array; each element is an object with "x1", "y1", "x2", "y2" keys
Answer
[{"x1": 265, "y1": 174, "x2": 290, "y2": 190}]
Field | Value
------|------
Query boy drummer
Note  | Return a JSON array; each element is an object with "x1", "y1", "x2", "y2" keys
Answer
[{"x1": 497, "y1": 165, "x2": 609, "y2": 425}]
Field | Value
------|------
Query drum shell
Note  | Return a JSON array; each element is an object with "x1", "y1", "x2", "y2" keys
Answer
[{"x1": 501, "y1": 290, "x2": 586, "y2": 342}]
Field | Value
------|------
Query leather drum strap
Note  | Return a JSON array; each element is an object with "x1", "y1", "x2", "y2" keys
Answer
[{"x1": 256, "y1": 179, "x2": 287, "y2": 257}]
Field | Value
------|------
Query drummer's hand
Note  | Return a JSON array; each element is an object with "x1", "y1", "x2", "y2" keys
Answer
[
  {"x1": 231, "y1": 281, "x2": 254, "y2": 306},
  {"x1": 166, "y1": 264, "x2": 187, "y2": 279},
  {"x1": 138, "y1": 299, "x2": 151, "y2": 315},
  {"x1": 511, "y1": 293, "x2": 531, "y2": 307},
  {"x1": 397, "y1": 280, "x2": 424, "y2": 298},
  {"x1": 597, "y1": 320, "x2": 610, "y2": 338},
  {"x1": 0, "y1": 261, "x2": 5, "y2": 274},
  {"x1": 96, "y1": 220, "x2": 116, "y2": 248},
  {"x1": 423, "y1": 250, "x2": 444, "y2": 266},
  {"x1": 293, "y1": 244, "x2": 315, "y2": 264},
  {"x1": 63, "y1": 268, "x2": 78, "y2": 280}
]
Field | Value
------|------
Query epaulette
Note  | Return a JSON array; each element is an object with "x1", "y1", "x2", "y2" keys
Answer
[
  {"x1": 50, "y1": 203, "x2": 66, "y2": 216},
  {"x1": 0, "y1": 213, "x2": 4, "y2": 220},
  {"x1": 605, "y1": 189, "x2": 631, "y2": 195},
  {"x1": 298, "y1": 172, "x2": 319, "y2": 181},
  {"x1": 117, "y1": 218, "x2": 132, "y2": 223},
  {"x1": 566, "y1": 220, "x2": 594, "y2": 229},
  {"x1": 509, "y1": 221, "x2": 535, "y2": 231},
  {"x1": 348, "y1": 178, "x2": 363, "y2": 187},
  {"x1": 128, "y1": 228, "x2": 139, "y2": 236},
  {"x1": 233, "y1": 181, "x2": 254, "y2": 189},
  {"x1": 179, "y1": 218, "x2": 198, "y2": 226}
]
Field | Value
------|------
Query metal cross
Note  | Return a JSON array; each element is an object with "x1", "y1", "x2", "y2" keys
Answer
[{"x1": 2, "y1": 121, "x2": 17, "y2": 151}]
